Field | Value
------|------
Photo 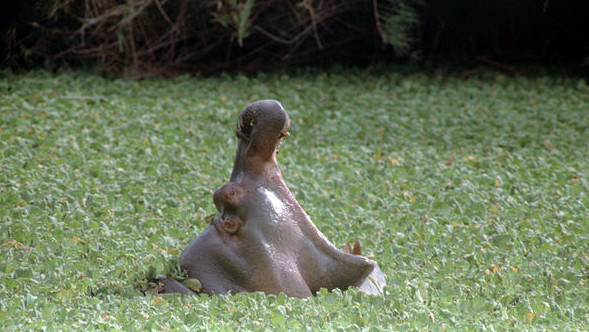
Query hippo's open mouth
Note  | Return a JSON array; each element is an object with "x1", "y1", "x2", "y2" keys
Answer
[{"x1": 160, "y1": 100, "x2": 385, "y2": 297}]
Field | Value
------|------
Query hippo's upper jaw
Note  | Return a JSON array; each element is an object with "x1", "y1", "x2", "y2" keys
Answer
[{"x1": 178, "y1": 100, "x2": 384, "y2": 297}]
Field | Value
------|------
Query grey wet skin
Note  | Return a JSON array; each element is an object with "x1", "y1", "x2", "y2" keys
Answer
[{"x1": 162, "y1": 100, "x2": 385, "y2": 297}]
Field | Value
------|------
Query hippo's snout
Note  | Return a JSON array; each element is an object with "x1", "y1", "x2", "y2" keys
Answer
[{"x1": 236, "y1": 100, "x2": 290, "y2": 163}]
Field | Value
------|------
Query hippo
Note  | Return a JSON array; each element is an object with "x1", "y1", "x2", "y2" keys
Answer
[{"x1": 161, "y1": 100, "x2": 385, "y2": 297}]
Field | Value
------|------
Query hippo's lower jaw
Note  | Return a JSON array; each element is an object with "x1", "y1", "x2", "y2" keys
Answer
[
  {"x1": 159, "y1": 255, "x2": 386, "y2": 297},
  {"x1": 161, "y1": 100, "x2": 386, "y2": 298}
]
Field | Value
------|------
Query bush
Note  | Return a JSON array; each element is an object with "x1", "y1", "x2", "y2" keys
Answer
[
  {"x1": 3, "y1": 0, "x2": 422, "y2": 76},
  {"x1": 3, "y1": 1, "x2": 587, "y2": 75}
]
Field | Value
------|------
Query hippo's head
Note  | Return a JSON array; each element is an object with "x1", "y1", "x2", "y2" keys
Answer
[{"x1": 177, "y1": 100, "x2": 384, "y2": 297}]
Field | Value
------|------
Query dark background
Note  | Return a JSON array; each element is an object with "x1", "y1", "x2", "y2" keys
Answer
[{"x1": 1, "y1": 0, "x2": 588, "y2": 76}]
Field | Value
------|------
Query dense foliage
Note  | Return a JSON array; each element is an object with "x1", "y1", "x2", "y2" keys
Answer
[
  {"x1": 3, "y1": 0, "x2": 413, "y2": 75},
  {"x1": 2, "y1": 1, "x2": 588, "y2": 75},
  {"x1": 1, "y1": 69, "x2": 588, "y2": 329}
]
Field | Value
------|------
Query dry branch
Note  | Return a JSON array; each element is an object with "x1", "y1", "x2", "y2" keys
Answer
[{"x1": 8, "y1": 0, "x2": 400, "y2": 75}]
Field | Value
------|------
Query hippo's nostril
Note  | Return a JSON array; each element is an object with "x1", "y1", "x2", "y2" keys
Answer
[{"x1": 238, "y1": 109, "x2": 256, "y2": 137}]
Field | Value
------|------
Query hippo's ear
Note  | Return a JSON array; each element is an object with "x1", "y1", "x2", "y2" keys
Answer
[
  {"x1": 344, "y1": 239, "x2": 362, "y2": 255},
  {"x1": 353, "y1": 239, "x2": 362, "y2": 256},
  {"x1": 220, "y1": 215, "x2": 242, "y2": 234}
]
